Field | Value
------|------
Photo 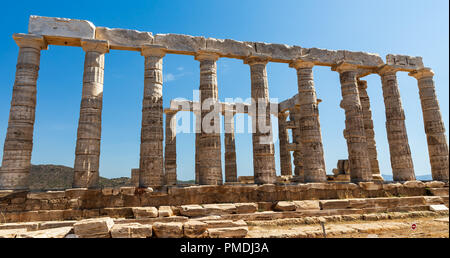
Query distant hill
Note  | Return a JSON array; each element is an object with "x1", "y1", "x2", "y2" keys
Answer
[{"x1": 0, "y1": 164, "x2": 194, "y2": 190}]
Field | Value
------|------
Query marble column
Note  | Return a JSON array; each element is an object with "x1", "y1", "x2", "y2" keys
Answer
[
  {"x1": 357, "y1": 79, "x2": 383, "y2": 181},
  {"x1": 333, "y1": 62, "x2": 372, "y2": 182},
  {"x1": 139, "y1": 45, "x2": 166, "y2": 188},
  {"x1": 194, "y1": 112, "x2": 200, "y2": 184},
  {"x1": 195, "y1": 50, "x2": 222, "y2": 185},
  {"x1": 289, "y1": 107, "x2": 303, "y2": 180},
  {"x1": 164, "y1": 111, "x2": 177, "y2": 185},
  {"x1": 224, "y1": 110, "x2": 237, "y2": 182},
  {"x1": 409, "y1": 68, "x2": 449, "y2": 182},
  {"x1": 73, "y1": 39, "x2": 109, "y2": 188},
  {"x1": 0, "y1": 34, "x2": 47, "y2": 190},
  {"x1": 278, "y1": 112, "x2": 292, "y2": 176},
  {"x1": 378, "y1": 65, "x2": 415, "y2": 181},
  {"x1": 290, "y1": 60, "x2": 327, "y2": 182},
  {"x1": 244, "y1": 56, "x2": 276, "y2": 184}
]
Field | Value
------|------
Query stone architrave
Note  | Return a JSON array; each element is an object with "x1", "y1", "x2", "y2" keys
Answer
[
  {"x1": 164, "y1": 110, "x2": 177, "y2": 185},
  {"x1": 73, "y1": 39, "x2": 109, "y2": 188},
  {"x1": 289, "y1": 60, "x2": 327, "y2": 182},
  {"x1": 409, "y1": 68, "x2": 449, "y2": 182},
  {"x1": 195, "y1": 50, "x2": 223, "y2": 185},
  {"x1": 357, "y1": 79, "x2": 383, "y2": 181},
  {"x1": 378, "y1": 65, "x2": 415, "y2": 181},
  {"x1": 333, "y1": 62, "x2": 372, "y2": 182},
  {"x1": 278, "y1": 112, "x2": 292, "y2": 176},
  {"x1": 0, "y1": 34, "x2": 47, "y2": 190},
  {"x1": 139, "y1": 45, "x2": 167, "y2": 188},
  {"x1": 244, "y1": 55, "x2": 276, "y2": 184}
]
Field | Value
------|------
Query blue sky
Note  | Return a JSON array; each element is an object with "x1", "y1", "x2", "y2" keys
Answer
[{"x1": 0, "y1": 0, "x2": 448, "y2": 180}]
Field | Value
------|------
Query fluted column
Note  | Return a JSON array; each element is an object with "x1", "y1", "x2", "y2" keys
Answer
[
  {"x1": 224, "y1": 110, "x2": 237, "y2": 182},
  {"x1": 357, "y1": 79, "x2": 383, "y2": 181},
  {"x1": 289, "y1": 60, "x2": 327, "y2": 182},
  {"x1": 278, "y1": 112, "x2": 292, "y2": 176},
  {"x1": 289, "y1": 107, "x2": 303, "y2": 180},
  {"x1": 164, "y1": 110, "x2": 177, "y2": 185},
  {"x1": 194, "y1": 112, "x2": 200, "y2": 184},
  {"x1": 244, "y1": 56, "x2": 276, "y2": 184},
  {"x1": 333, "y1": 62, "x2": 372, "y2": 182},
  {"x1": 139, "y1": 45, "x2": 166, "y2": 188},
  {"x1": 0, "y1": 34, "x2": 47, "y2": 190},
  {"x1": 409, "y1": 68, "x2": 449, "y2": 182},
  {"x1": 378, "y1": 65, "x2": 415, "y2": 181},
  {"x1": 195, "y1": 50, "x2": 222, "y2": 185},
  {"x1": 73, "y1": 39, "x2": 109, "y2": 188}
]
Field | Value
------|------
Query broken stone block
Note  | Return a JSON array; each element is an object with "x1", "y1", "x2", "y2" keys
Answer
[
  {"x1": 359, "y1": 182, "x2": 383, "y2": 190},
  {"x1": 180, "y1": 205, "x2": 205, "y2": 217},
  {"x1": 403, "y1": 181, "x2": 426, "y2": 188},
  {"x1": 424, "y1": 181, "x2": 446, "y2": 188},
  {"x1": 293, "y1": 200, "x2": 320, "y2": 210},
  {"x1": 320, "y1": 199, "x2": 350, "y2": 210},
  {"x1": 110, "y1": 223, "x2": 152, "y2": 238},
  {"x1": 183, "y1": 220, "x2": 208, "y2": 238},
  {"x1": 0, "y1": 228, "x2": 27, "y2": 238},
  {"x1": 429, "y1": 205, "x2": 449, "y2": 212},
  {"x1": 158, "y1": 206, "x2": 174, "y2": 217},
  {"x1": 16, "y1": 226, "x2": 73, "y2": 238},
  {"x1": 119, "y1": 187, "x2": 135, "y2": 195},
  {"x1": 235, "y1": 203, "x2": 258, "y2": 214},
  {"x1": 152, "y1": 222, "x2": 183, "y2": 238},
  {"x1": 73, "y1": 217, "x2": 114, "y2": 238},
  {"x1": 208, "y1": 226, "x2": 248, "y2": 238},
  {"x1": 95, "y1": 27, "x2": 153, "y2": 51},
  {"x1": 274, "y1": 201, "x2": 296, "y2": 211},
  {"x1": 132, "y1": 207, "x2": 158, "y2": 218}
]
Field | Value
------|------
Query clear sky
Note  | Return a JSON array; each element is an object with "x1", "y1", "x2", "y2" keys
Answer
[{"x1": 0, "y1": 0, "x2": 448, "y2": 180}]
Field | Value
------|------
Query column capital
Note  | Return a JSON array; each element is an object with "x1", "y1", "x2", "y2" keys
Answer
[
  {"x1": 243, "y1": 54, "x2": 270, "y2": 65},
  {"x1": 331, "y1": 61, "x2": 359, "y2": 73},
  {"x1": 13, "y1": 33, "x2": 48, "y2": 50},
  {"x1": 408, "y1": 67, "x2": 434, "y2": 80},
  {"x1": 289, "y1": 58, "x2": 314, "y2": 69},
  {"x1": 195, "y1": 49, "x2": 220, "y2": 61},
  {"x1": 141, "y1": 44, "x2": 167, "y2": 57},
  {"x1": 81, "y1": 39, "x2": 109, "y2": 54},
  {"x1": 377, "y1": 65, "x2": 400, "y2": 75},
  {"x1": 164, "y1": 109, "x2": 178, "y2": 115}
]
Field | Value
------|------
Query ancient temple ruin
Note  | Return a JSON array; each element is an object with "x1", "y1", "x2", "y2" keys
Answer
[{"x1": 0, "y1": 15, "x2": 448, "y2": 191}]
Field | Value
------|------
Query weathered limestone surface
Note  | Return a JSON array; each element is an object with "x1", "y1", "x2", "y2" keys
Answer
[
  {"x1": 385, "y1": 54, "x2": 424, "y2": 71},
  {"x1": 409, "y1": 68, "x2": 449, "y2": 182},
  {"x1": 164, "y1": 111, "x2": 177, "y2": 185},
  {"x1": 290, "y1": 60, "x2": 327, "y2": 182},
  {"x1": 378, "y1": 65, "x2": 415, "y2": 181},
  {"x1": 334, "y1": 62, "x2": 372, "y2": 182},
  {"x1": 196, "y1": 51, "x2": 222, "y2": 185},
  {"x1": 16, "y1": 226, "x2": 73, "y2": 238},
  {"x1": 245, "y1": 56, "x2": 276, "y2": 184},
  {"x1": 152, "y1": 222, "x2": 183, "y2": 238},
  {"x1": 132, "y1": 207, "x2": 158, "y2": 218},
  {"x1": 139, "y1": 45, "x2": 166, "y2": 187},
  {"x1": 28, "y1": 15, "x2": 95, "y2": 46},
  {"x1": 0, "y1": 34, "x2": 47, "y2": 190},
  {"x1": 224, "y1": 111, "x2": 237, "y2": 182},
  {"x1": 357, "y1": 80, "x2": 382, "y2": 181},
  {"x1": 96, "y1": 27, "x2": 153, "y2": 51},
  {"x1": 183, "y1": 220, "x2": 208, "y2": 238},
  {"x1": 73, "y1": 217, "x2": 114, "y2": 238},
  {"x1": 73, "y1": 39, "x2": 109, "y2": 189},
  {"x1": 110, "y1": 223, "x2": 152, "y2": 238},
  {"x1": 278, "y1": 112, "x2": 292, "y2": 176}
]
